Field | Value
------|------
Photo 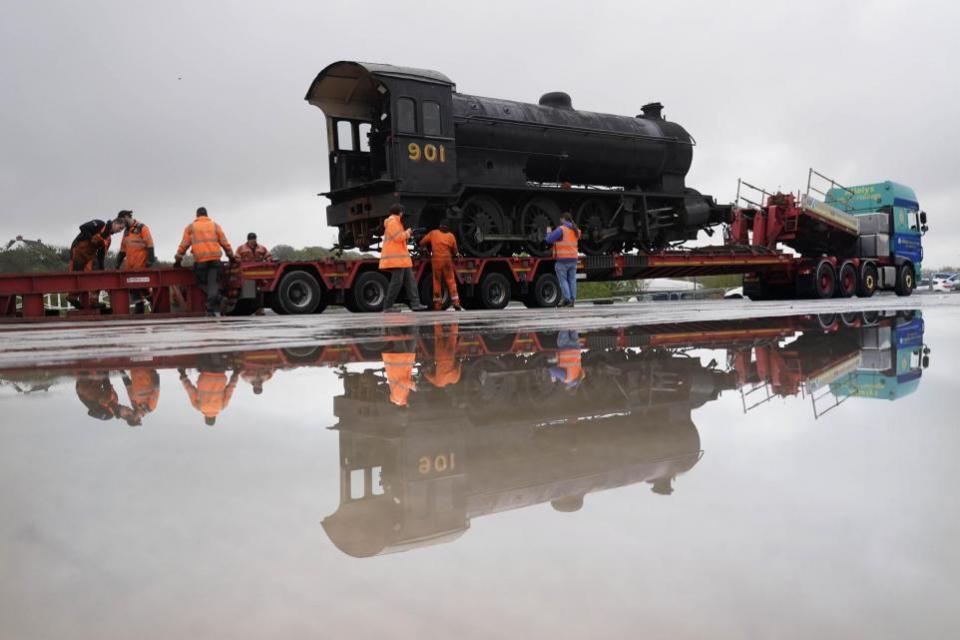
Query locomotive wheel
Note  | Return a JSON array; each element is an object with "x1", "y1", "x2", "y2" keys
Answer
[
  {"x1": 574, "y1": 198, "x2": 615, "y2": 255},
  {"x1": 458, "y1": 195, "x2": 505, "y2": 257},
  {"x1": 836, "y1": 262, "x2": 857, "y2": 298},
  {"x1": 519, "y1": 197, "x2": 561, "y2": 257}
]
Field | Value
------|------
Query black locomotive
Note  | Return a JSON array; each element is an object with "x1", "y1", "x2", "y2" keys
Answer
[{"x1": 306, "y1": 61, "x2": 730, "y2": 258}]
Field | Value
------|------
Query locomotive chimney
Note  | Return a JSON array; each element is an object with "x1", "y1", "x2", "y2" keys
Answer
[
  {"x1": 539, "y1": 92, "x2": 573, "y2": 110},
  {"x1": 640, "y1": 102, "x2": 664, "y2": 119}
]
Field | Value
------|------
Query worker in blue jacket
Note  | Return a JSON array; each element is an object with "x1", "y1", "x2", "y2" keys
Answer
[{"x1": 544, "y1": 213, "x2": 581, "y2": 307}]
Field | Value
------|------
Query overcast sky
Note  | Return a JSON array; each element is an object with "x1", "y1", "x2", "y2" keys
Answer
[{"x1": 2, "y1": 0, "x2": 957, "y2": 265}]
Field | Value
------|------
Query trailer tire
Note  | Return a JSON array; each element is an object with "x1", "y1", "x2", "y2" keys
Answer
[
  {"x1": 478, "y1": 272, "x2": 511, "y2": 310},
  {"x1": 350, "y1": 271, "x2": 389, "y2": 312},
  {"x1": 275, "y1": 271, "x2": 324, "y2": 315},
  {"x1": 523, "y1": 273, "x2": 561, "y2": 308},
  {"x1": 857, "y1": 263, "x2": 878, "y2": 298},
  {"x1": 418, "y1": 272, "x2": 451, "y2": 311},
  {"x1": 895, "y1": 264, "x2": 915, "y2": 297},
  {"x1": 813, "y1": 260, "x2": 836, "y2": 299},
  {"x1": 836, "y1": 262, "x2": 857, "y2": 298}
]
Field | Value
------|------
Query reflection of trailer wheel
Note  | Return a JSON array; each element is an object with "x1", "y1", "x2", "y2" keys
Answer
[
  {"x1": 276, "y1": 271, "x2": 324, "y2": 314},
  {"x1": 350, "y1": 271, "x2": 389, "y2": 312},
  {"x1": 478, "y1": 272, "x2": 511, "y2": 310},
  {"x1": 836, "y1": 262, "x2": 857, "y2": 298},
  {"x1": 523, "y1": 273, "x2": 561, "y2": 308},
  {"x1": 862, "y1": 310, "x2": 881, "y2": 325},
  {"x1": 895, "y1": 264, "x2": 915, "y2": 297},
  {"x1": 840, "y1": 312, "x2": 860, "y2": 327},
  {"x1": 812, "y1": 260, "x2": 836, "y2": 299},
  {"x1": 817, "y1": 313, "x2": 838, "y2": 330},
  {"x1": 282, "y1": 346, "x2": 323, "y2": 363},
  {"x1": 857, "y1": 263, "x2": 878, "y2": 297}
]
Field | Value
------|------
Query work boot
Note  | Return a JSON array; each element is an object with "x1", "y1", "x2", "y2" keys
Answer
[
  {"x1": 453, "y1": 304, "x2": 463, "y2": 311},
  {"x1": 384, "y1": 305, "x2": 403, "y2": 313},
  {"x1": 558, "y1": 299, "x2": 571, "y2": 308},
  {"x1": 410, "y1": 304, "x2": 429, "y2": 312}
]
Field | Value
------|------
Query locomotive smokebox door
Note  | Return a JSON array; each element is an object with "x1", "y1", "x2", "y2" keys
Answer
[{"x1": 390, "y1": 79, "x2": 458, "y2": 195}]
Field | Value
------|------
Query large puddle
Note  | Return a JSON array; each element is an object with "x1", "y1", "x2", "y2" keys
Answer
[{"x1": 2, "y1": 307, "x2": 958, "y2": 638}]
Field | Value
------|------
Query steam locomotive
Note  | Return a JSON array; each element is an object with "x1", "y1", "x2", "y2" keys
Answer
[{"x1": 306, "y1": 61, "x2": 730, "y2": 258}]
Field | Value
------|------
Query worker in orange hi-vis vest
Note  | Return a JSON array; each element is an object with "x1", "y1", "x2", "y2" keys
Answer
[
  {"x1": 236, "y1": 232, "x2": 272, "y2": 262},
  {"x1": 419, "y1": 221, "x2": 462, "y2": 311},
  {"x1": 121, "y1": 368, "x2": 160, "y2": 426},
  {"x1": 174, "y1": 206, "x2": 236, "y2": 316},
  {"x1": 425, "y1": 323, "x2": 462, "y2": 388},
  {"x1": 115, "y1": 210, "x2": 156, "y2": 314},
  {"x1": 382, "y1": 338, "x2": 418, "y2": 407},
  {"x1": 549, "y1": 330, "x2": 586, "y2": 392},
  {"x1": 379, "y1": 204, "x2": 427, "y2": 312},
  {"x1": 544, "y1": 212, "x2": 582, "y2": 307},
  {"x1": 179, "y1": 366, "x2": 239, "y2": 426}
]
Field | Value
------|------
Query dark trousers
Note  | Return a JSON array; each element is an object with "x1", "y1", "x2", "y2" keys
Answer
[
  {"x1": 384, "y1": 267, "x2": 421, "y2": 309},
  {"x1": 194, "y1": 261, "x2": 223, "y2": 313}
]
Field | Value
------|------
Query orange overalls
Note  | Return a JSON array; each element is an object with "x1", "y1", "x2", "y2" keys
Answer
[
  {"x1": 75, "y1": 371, "x2": 122, "y2": 420},
  {"x1": 69, "y1": 224, "x2": 112, "y2": 309},
  {"x1": 383, "y1": 352, "x2": 416, "y2": 407},
  {"x1": 419, "y1": 229, "x2": 460, "y2": 309},
  {"x1": 425, "y1": 324, "x2": 461, "y2": 388},
  {"x1": 123, "y1": 368, "x2": 160, "y2": 415},
  {"x1": 182, "y1": 370, "x2": 238, "y2": 423},
  {"x1": 119, "y1": 221, "x2": 154, "y2": 269}
]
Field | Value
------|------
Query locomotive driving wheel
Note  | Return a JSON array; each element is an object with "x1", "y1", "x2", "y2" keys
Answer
[
  {"x1": 575, "y1": 198, "x2": 616, "y2": 255},
  {"x1": 519, "y1": 197, "x2": 561, "y2": 257},
  {"x1": 458, "y1": 194, "x2": 505, "y2": 257}
]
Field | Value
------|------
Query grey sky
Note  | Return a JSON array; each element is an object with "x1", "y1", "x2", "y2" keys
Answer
[{"x1": 2, "y1": 0, "x2": 958, "y2": 265}]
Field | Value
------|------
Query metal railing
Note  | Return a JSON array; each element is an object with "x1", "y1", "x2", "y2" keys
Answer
[
  {"x1": 806, "y1": 168, "x2": 856, "y2": 209},
  {"x1": 735, "y1": 178, "x2": 775, "y2": 210}
]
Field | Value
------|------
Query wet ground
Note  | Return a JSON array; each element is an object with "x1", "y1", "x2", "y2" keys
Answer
[{"x1": 2, "y1": 297, "x2": 959, "y2": 639}]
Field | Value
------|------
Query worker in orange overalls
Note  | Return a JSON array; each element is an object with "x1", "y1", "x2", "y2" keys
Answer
[
  {"x1": 425, "y1": 323, "x2": 461, "y2": 388},
  {"x1": 236, "y1": 232, "x2": 272, "y2": 262},
  {"x1": 121, "y1": 368, "x2": 160, "y2": 426},
  {"x1": 115, "y1": 210, "x2": 156, "y2": 314},
  {"x1": 174, "y1": 206, "x2": 236, "y2": 316},
  {"x1": 419, "y1": 221, "x2": 462, "y2": 311},
  {"x1": 379, "y1": 204, "x2": 426, "y2": 312},
  {"x1": 67, "y1": 217, "x2": 124, "y2": 309},
  {"x1": 549, "y1": 330, "x2": 585, "y2": 392},
  {"x1": 75, "y1": 370, "x2": 125, "y2": 420},
  {"x1": 179, "y1": 366, "x2": 239, "y2": 425},
  {"x1": 382, "y1": 343, "x2": 417, "y2": 407}
]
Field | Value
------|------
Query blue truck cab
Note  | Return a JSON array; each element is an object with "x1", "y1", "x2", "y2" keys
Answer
[
  {"x1": 825, "y1": 181, "x2": 927, "y2": 280},
  {"x1": 829, "y1": 312, "x2": 928, "y2": 401}
]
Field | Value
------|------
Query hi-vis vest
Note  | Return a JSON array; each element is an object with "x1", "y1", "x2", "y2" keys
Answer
[
  {"x1": 177, "y1": 217, "x2": 232, "y2": 263},
  {"x1": 383, "y1": 352, "x2": 416, "y2": 406},
  {"x1": 557, "y1": 348, "x2": 583, "y2": 384},
  {"x1": 379, "y1": 214, "x2": 412, "y2": 269},
  {"x1": 554, "y1": 225, "x2": 580, "y2": 260}
]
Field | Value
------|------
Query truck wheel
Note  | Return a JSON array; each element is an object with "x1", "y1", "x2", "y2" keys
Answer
[
  {"x1": 857, "y1": 263, "x2": 878, "y2": 297},
  {"x1": 478, "y1": 272, "x2": 511, "y2": 310},
  {"x1": 350, "y1": 271, "x2": 389, "y2": 312},
  {"x1": 836, "y1": 262, "x2": 857, "y2": 298},
  {"x1": 523, "y1": 273, "x2": 561, "y2": 308},
  {"x1": 418, "y1": 272, "x2": 451, "y2": 311},
  {"x1": 813, "y1": 260, "x2": 836, "y2": 299},
  {"x1": 276, "y1": 271, "x2": 324, "y2": 314},
  {"x1": 895, "y1": 264, "x2": 915, "y2": 297}
]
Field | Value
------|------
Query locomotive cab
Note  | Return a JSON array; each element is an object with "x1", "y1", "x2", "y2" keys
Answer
[{"x1": 306, "y1": 62, "x2": 458, "y2": 249}]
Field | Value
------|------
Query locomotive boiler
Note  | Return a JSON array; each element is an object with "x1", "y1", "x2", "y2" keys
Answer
[{"x1": 306, "y1": 61, "x2": 730, "y2": 258}]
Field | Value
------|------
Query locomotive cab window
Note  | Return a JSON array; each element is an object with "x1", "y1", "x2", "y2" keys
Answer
[
  {"x1": 336, "y1": 120, "x2": 354, "y2": 151},
  {"x1": 358, "y1": 122, "x2": 371, "y2": 152},
  {"x1": 397, "y1": 97, "x2": 416, "y2": 133},
  {"x1": 423, "y1": 101, "x2": 442, "y2": 136}
]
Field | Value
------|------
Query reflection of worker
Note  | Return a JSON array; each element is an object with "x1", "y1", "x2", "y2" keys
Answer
[
  {"x1": 382, "y1": 338, "x2": 417, "y2": 406},
  {"x1": 115, "y1": 210, "x2": 156, "y2": 314},
  {"x1": 549, "y1": 330, "x2": 585, "y2": 391},
  {"x1": 425, "y1": 323, "x2": 461, "y2": 388},
  {"x1": 67, "y1": 218, "x2": 124, "y2": 309},
  {"x1": 75, "y1": 370, "x2": 125, "y2": 420},
  {"x1": 121, "y1": 368, "x2": 160, "y2": 426},
  {"x1": 237, "y1": 232, "x2": 272, "y2": 262},
  {"x1": 174, "y1": 207, "x2": 236, "y2": 316},
  {"x1": 545, "y1": 213, "x2": 581, "y2": 307},
  {"x1": 419, "y1": 222, "x2": 462, "y2": 311},
  {"x1": 179, "y1": 365, "x2": 239, "y2": 425},
  {"x1": 239, "y1": 352, "x2": 277, "y2": 395},
  {"x1": 379, "y1": 204, "x2": 426, "y2": 312}
]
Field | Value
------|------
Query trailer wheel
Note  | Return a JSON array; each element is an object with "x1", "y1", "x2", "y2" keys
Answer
[
  {"x1": 523, "y1": 273, "x2": 561, "y2": 308},
  {"x1": 478, "y1": 272, "x2": 511, "y2": 310},
  {"x1": 350, "y1": 271, "x2": 389, "y2": 312},
  {"x1": 275, "y1": 271, "x2": 324, "y2": 314},
  {"x1": 895, "y1": 264, "x2": 915, "y2": 297},
  {"x1": 836, "y1": 262, "x2": 857, "y2": 298},
  {"x1": 857, "y1": 263, "x2": 878, "y2": 298},
  {"x1": 813, "y1": 260, "x2": 836, "y2": 299}
]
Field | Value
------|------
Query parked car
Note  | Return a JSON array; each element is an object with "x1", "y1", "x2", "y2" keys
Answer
[{"x1": 724, "y1": 286, "x2": 744, "y2": 299}]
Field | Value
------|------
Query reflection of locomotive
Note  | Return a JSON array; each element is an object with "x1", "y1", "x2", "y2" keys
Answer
[
  {"x1": 306, "y1": 62, "x2": 730, "y2": 257},
  {"x1": 323, "y1": 340, "x2": 737, "y2": 557}
]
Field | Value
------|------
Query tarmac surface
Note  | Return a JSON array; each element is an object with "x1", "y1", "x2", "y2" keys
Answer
[{"x1": 0, "y1": 293, "x2": 956, "y2": 367}]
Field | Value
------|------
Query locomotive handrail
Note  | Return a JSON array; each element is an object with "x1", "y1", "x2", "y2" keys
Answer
[{"x1": 455, "y1": 114, "x2": 695, "y2": 145}]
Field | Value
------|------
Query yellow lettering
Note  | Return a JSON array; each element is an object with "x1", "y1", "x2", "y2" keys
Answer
[
  {"x1": 439, "y1": 145, "x2": 446, "y2": 163},
  {"x1": 434, "y1": 454, "x2": 448, "y2": 472},
  {"x1": 424, "y1": 144, "x2": 437, "y2": 162},
  {"x1": 408, "y1": 143, "x2": 421, "y2": 161},
  {"x1": 418, "y1": 456, "x2": 430, "y2": 474}
]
